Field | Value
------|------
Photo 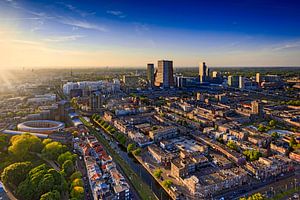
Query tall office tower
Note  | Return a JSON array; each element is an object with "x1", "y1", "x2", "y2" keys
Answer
[
  {"x1": 154, "y1": 60, "x2": 174, "y2": 88},
  {"x1": 228, "y1": 75, "x2": 239, "y2": 88},
  {"x1": 251, "y1": 100, "x2": 263, "y2": 115},
  {"x1": 212, "y1": 71, "x2": 220, "y2": 78},
  {"x1": 256, "y1": 73, "x2": 261, "y2": 83},
  {"x1": 239, "y1": 76, "x2": 245, "y2": 89},
  {"x1": 147, "y1": 63, "x2": 155, "y2": 87},
  {"x1": 199, "y1": 62, "x2": 208, "y2": 83},
  {"x1": 89, "y1": 91, "x2": 102, "y2": 111}
]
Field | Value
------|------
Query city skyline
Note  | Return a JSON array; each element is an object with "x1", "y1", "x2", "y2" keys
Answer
[{"x1": 1, "y1": 0, "x2": 300, "y2": 69}]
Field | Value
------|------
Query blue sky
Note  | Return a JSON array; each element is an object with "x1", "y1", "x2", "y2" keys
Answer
[{"x1": 0, "y1": 0, "x2": 300, "y2": 68}]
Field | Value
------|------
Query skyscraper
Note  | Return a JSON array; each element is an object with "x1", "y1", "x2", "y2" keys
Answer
[
  {"x1": 239, "y1": 76, "x2": 245, "y2": 89},
  {"x1": 256, "y1": 73, "x2": 261, "y2": 83},
  {"x1": 199, "y1": 62, "x2": 209, "y2": 83},
  {"x1": 228, "y1": 75, "x2": 239, "y2": 88},
  {"x1": 89, "y1": 91, "x2": 102, "y2": 111},
  {"x1": 154, "y1": 60, "x2": 174, "y2": 88},
  {"x1": 147, "y1": 63, "x2": 155, "y2": 87},
  {"x1": 212, "y1": 71, "x2": 220, "y2": 78}
]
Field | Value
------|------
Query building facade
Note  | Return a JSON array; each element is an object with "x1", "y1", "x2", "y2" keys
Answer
[
  {"x1": 199, "y1": 62, "x2": 209, "y2": 83},
  {"x1": 154, "y1": 60, "x2": 174, "y2": 88},
  {"x1": 147, "y1": 63, "x2": 155, "y2": 87}
]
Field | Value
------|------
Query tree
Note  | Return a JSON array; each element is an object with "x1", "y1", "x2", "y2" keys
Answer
[
  {"x1": 0, "y1": 134, "x2": 8, "y2": 151},
  {"x1": 153, "y1": 169, "x2": 163, "y2": 178},
  {"x1": 226, "y1": 140, "x2": 238, "y2": 151},
  {"x1": 132, "y1": 148, "x2": 142, "y2": 156},
  {"x1": 40, "y1": 190, "x2": 60, "y2": 200},
  {"x1": 9, "y1": 134, "x2": 43, "y2": 159},
  {"x1": 42, "y1": 141, "x2": 67, "y2": 160},
  {"x1": 240, "y1": 193, "x2": 265, "y2": 200},
  {"x1": 271, "y1": 132, "x2": 280, "y2": 140},
  {"x1": 257, "y1": 124, "x2": 266, "y2": 132},
  {"x1": 62, "y1": 160, "x2": 75, "y2": 177},
  {"x1": 42, "y1": 139, "x2": 53, "y2": 146},
  {"x1": 16, "y1": 164, "x2": 66, "y2": 200},
  {"x1": 72, "y1": 131, "x2": 79, "y2": 137},
  {"x1": 269, "y1": 120, "x2": 277, "y2": 127},
  {"x1": 38, "y1": 174, "x2": 55, "y2": 195},
  {"x1": 70, "y1": 186, "x2": 84, "y2": 199},
  {"x1": 289, "y1": 136, "x2": 297, "y2": 148},
  {"x1": 162, "y1": 180, "x2": 172, "y2": 189},
  {"x1": 71, "y1": 178, "x2": 84, "y2": 188},
  {"x1": 1, "y1": 162, "x2": 32, "y2": 189},
  {"x1": 243, "y1": 150, "x2": 262, "y2": 161},
  {"x1": 57, "y1": 151, "x2": 77, "y2": 166},
  {"x1": 127, "y1": 143, "x2": 136, "y2": 153},
  {"x1": 70, "y1": 171, "x2": 82, "y2": 182}
]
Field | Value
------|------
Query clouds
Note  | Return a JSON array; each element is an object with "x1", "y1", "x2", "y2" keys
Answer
[
  {"x1": 59, "y1": 18, "x2": 108, "y2": 32},
  {"x1": 272, "y1": 41, "x2": 300, "y2": 51},
  {"x1": 43, "y1": 35, "x2": 85, "y2": 42},
  {"x1": 57, "y1": 2, "x2": 96, "y2": 17},
  {"x1": 107, "y1": 10, "x2": 126, "y2": 18}
]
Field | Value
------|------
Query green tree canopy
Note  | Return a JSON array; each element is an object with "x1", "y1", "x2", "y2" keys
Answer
[
  {"x1": 132, "y1": 148, "x2": 142, "y2": 156},
  {"x1": 8, "y1": 134, "x2": 43, "y2": 159},
  {"x1": 127, "y1": 143, "x2": 136, "y2": 153},
  {"x1": 269, "y1": 120, "x2": 277, "y2": 127},
  {"x1": 62, "y1": 160, "x2": 75, "y2": 177},
  {"x1": 226, "y1": 140, "x2": 238, "y2": 151},
  {"x1": 289, "y1": 136, "x2": 297, "y2": 148},
  {"x1": 16, "y1": 164, "x2": 66, "y2": 200},
  {"x1": 70, "y1": 186, "x2": 84, "y2": 199},
  {"x1": 153, "y1": 169, "x2": 163, "y2": 178},
  {"x1": 243, "y1": 150, "x2": 262, "y2": 161},
  {"x1": 71, "y1": 178, "x2": 84, "y2": 188},
  {"x1": 271, "y1": 132, "x2": 280, "y2": 140},
  {"x1": 42, "y1": 139, "x2": 53, "y2": 146},
  {"x1": 0, "y1": 134, "x2": 9, "y2": 151},
  {"x1": 42, "y1": 141, "x2": 67, "y2": 161},
  {"x1": 70, "y1": 171, "x2": 82, "y2": 182},
  {"x1": 40, "y1": 190, "x2": 60, "y2": 200},
  {"x1": 162, "y1": 180, "x2": 172, "y2": 189},
  {"x1": 57, "y1": 151, "x2": 77, "y2": 166},
  {"x1": 1, "y1": 161, "x2": 32, "y2": 189},
  {"x1": 240, "y1": 192, "x2": 266, "y2": 200}
]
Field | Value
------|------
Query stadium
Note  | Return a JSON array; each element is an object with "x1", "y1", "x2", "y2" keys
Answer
[{"x1": 17, "y1": 120, "x2": 65, "y2": 134}]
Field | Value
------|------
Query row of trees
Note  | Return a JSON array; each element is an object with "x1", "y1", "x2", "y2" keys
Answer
[
  {"x1": 240, "y1": 192, "x2": 265, "y2": 200},
  {"x1": 92, "y1": 114, "x2": 127, "y2": 147},
  {"x1": 127, "y1": 143, "x2": 142, "y2": 156},
  {"x1": 92, "y1": 115, "x2": 142, "y2": 157},
  {"x1": 282, "y1": 100, "x2": 300, "y2": 106}
]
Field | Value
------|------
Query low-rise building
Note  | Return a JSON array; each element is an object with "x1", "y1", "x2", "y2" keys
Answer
[
  {"x1": 149, "y1": 126, "x2": 178, "y2": 142},
  {"x1": 148, "y1": 144, "x2": 175, "y2": 166},
  {"x1": 289, "y1": 149, "x2": 300, "y2": 162},
  {"x1": 183, "y1": 167, "x2": 249, "y2": 198},
  {"x1": 245, "y1": 156, "x2": 293, "y2": 180}
]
